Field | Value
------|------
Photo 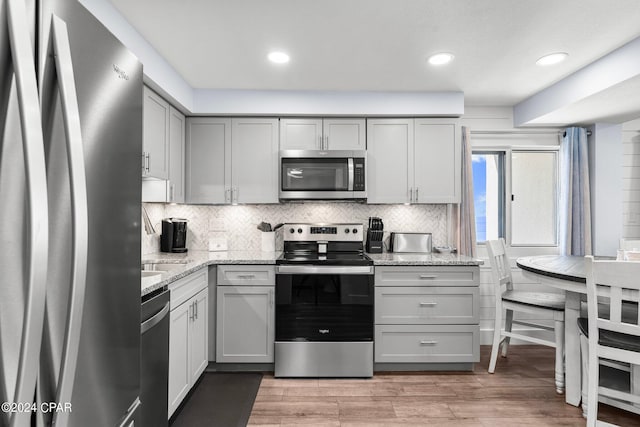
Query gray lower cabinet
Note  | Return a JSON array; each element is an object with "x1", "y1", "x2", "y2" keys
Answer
[
  {"x1": 375, "y1": 324, "x2": 479, "y2": 363},
  {"x1": 216, "y1": 265, "x2": 275, "y2": 363},
  {"x1": 374, "y1": 266, "x2": 480, "y2": 365},
  {"x1": 168, "y1": 268, "x2": 208, "y2": 418}
]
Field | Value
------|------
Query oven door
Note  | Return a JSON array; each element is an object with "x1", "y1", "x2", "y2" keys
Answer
[
  {"x1": 275, "y1": 265, "x2": 374, "y2": 342},
  {"x1": 279, "y1": 150, "x2": 366, "y2": 200}
]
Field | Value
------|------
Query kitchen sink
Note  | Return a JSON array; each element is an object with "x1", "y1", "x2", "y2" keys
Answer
[
  {"x1": 141, "y1": 270, "x2": 162, "y2": 288},
  {"x1": 142, "y1": 262, "x2": 187, "y2": 272}
]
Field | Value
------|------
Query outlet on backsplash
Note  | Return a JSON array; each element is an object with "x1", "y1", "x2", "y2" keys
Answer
[{"x1": 208, "y1": 217, "x2": 228, "y2": 251}]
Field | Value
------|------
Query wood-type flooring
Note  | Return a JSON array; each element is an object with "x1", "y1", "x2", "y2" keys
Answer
[{"x1": 248, "y1": 345, "x2": 640, "y2": 426}]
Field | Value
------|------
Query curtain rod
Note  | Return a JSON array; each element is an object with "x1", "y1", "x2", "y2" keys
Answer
[
  {"x1": 563, "y1": 130, "x2": 592, "y2": 137},
  {"x1": 470, "y1": 130, "x2": 592, "y2": 136},
  {"x1": 470, "y1": 130, "x2": 561, "y2": 135}
]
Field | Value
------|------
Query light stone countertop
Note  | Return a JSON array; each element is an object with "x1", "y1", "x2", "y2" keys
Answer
[
  {"x1": 368, "y1": 252, "x2": 483, "y2": 266},
  {"x1": 141, "y1": 250, "x2": 281, "y2": 297},
  {"x1": 141, "y1": 250, "x2": 483, "y2": 297}
]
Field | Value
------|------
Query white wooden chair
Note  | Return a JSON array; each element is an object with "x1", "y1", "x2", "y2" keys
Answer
[
  {"x1": 486, "y1": 239, "x2": 566, "y2": 393},
  {"x1": 579, "y1": 256, "x2": 640, "y2": 427}
]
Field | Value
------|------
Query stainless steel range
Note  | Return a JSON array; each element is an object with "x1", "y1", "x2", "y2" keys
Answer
[{"x1": 275, "y1": 223, "x2": 374, "y2": 378}]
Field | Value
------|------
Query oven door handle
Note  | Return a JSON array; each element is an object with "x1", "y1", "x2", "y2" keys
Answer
[{"x1": 276, "y1": 265, "x2": 374, "y2": 275}]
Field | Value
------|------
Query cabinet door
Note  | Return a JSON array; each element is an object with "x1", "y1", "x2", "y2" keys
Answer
[
  {"x1": 414, "y1": 119, "x2": 461, "y2": 203},
  {"x1": 216, "y1": 286, "x2": 274, "y2": 363},
  {"x1": 366, "y1": 119, "x2": 413, "y2": 203},
  {"x1": 231, "y1": 118, "x2": 279, "y2": 203},
  {"x1": 186, "y1": 118, "x2": 231, "y2": 204},
  {"x1": 168, "y1": 301, "x2": 191, "y2": 418},
  {"x1": 142, "y1": 87, "x2": 170, "y2": 179},
  {"x1": 323, "y1": 118, "x2": 365, "y2": 150},
  {"x1": 190, "y1": 289, "x2": 209, "y2": 384},
  {"x1": 279, "y1": 118, "x2": 322, "y2": 150},
  {"x1": 168, "y1": 106, "x2": 185, "y2": 203}
]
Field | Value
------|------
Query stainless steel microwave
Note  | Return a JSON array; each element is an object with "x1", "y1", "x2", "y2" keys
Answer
[{"x1": 279, "y1": 150, "x2": 367, "y2": 201}]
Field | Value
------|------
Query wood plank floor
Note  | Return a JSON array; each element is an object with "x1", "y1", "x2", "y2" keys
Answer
[{"x1": 248, "y1": 345, "x2": 640, "y2": 426}]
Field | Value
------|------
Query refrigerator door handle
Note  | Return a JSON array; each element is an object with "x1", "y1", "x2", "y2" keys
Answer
[
  {"x1": 4, "y1": 1, "x2": 49, "y2": 425},
  {"x1": 48, "y1": 15, "x2": 89, "y2": 427}
]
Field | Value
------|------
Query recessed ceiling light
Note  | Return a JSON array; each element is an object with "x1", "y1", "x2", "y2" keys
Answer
[
  {"x1": 427, "y1": 52, "x2": 454, "y2": 66},
  {"x1": 536, "y1": 52, "x2": 568, "y2": 66},
  {"x1": 268, "y1": 51, "x2": 290, "y2": 64}
]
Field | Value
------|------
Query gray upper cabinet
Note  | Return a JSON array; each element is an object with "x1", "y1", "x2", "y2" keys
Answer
[
  {"x1": 414, "y1": 118, "x2": 460, "y2": 203},
  {"x1": 279, "y1": 118, "x2": 322, "y2": 150},
  {"x1": 142, "y1": 86, "x2": 170, "y2": 179},
  {"x1": 168, "y1": 106, "x2": 185, "y2": 203},
  {"x1": 186, "y1": 117, "x2": 230, "y2": 204},
  {"x1": 231, "y1": 118, "x2": 279, "y2": 204},
  {"x1": 186, "y1": 117, "x2": 278, "y2": 204},
  {"x1": 322, "y1": 119, "x2": 366, "y2": 150},
  {"x1": 280, "y1": 118, "x2": 365, "y2": 150},
  {"x1": 366, "y1": 119, "x2": 413, "y2": 204},
  {"x1": 367, "y1": 118, "x2": 460, "y2": 204}
]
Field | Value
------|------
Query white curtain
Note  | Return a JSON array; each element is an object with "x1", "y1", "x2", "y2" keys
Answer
[
  {"x1": 559, "y1": 127, "x2": 592, "y2": 256},
  {"x1": 456, "y1": 126, "x2": 477, "y2": 257}
]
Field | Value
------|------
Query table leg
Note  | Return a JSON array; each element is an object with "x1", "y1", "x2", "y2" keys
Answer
[{"x1": 564, "y1": 291, "x2": 582, "y2": 406}]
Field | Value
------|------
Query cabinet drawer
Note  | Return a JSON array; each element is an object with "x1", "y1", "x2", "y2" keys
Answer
[
  {"x1": 217, "y1": 265, "x2": 275, "y2": 286},
  {"x1": 169, "y1": 268, "x2": 208, "y2": 309},
  {"x1": 375, "y1": 266, "x2": 479, "y2": 287},
  {"x1": 375, "y1": 325, "x2": 479, "y2": 363},
  {"x1": 375, "y1": 287, "x2": 479, "y2": 325}
]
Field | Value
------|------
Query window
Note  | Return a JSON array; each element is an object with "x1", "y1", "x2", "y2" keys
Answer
[
  {"x1": 511, "y1": 151, "x2": 558, "y2": 246},
  {"x1": 472, "y1": 149, "x2": 558, "y2": 246},
  {"x1": 472, "y1": 152, "x2": 505, "y2": 242}
]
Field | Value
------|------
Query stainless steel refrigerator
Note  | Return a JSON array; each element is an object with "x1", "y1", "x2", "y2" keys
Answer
[{"x1": 0, "y1": 0, "x2": 142, "y2": 426}]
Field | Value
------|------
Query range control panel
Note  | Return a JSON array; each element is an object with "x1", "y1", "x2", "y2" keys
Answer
[{"x1": 284, "y1": 223, "x2": 364, "y2": 242}]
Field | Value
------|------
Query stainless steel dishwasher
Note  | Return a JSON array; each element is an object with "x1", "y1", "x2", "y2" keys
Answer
[{"x1": 140, "y1": 288, "x2": 171, "y2": 427}]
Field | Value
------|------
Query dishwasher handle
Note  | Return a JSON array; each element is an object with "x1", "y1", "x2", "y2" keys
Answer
[{"x1": 141, "y1": 302, "x2": 170, "y2": 335}]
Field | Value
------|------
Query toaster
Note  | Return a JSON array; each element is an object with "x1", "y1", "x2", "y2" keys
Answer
[{"x1": 389, "y1": 232, "x2": 432, "y2": 253}]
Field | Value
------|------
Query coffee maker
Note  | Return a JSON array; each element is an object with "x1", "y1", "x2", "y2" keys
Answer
[{"x1": 160, "y1": 218, "x2": 188, "y2": 253}]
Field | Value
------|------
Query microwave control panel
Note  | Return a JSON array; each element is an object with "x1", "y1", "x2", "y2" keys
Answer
[{"x1": 353, "y1": 158, "x2": 365, "y2": 191}]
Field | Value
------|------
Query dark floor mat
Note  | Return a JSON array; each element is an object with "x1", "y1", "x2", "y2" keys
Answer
[{"x1": 171, "y1": 373, "x2": 262, "y2": 427}]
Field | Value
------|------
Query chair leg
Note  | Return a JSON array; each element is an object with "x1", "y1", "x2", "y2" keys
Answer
[
  {"x1": 579, "y1": 332, "x2": 588, "y2": 418},
  {"x1": 488, "y1": 307, "x2": 503, "y2": 373},
  {"x1": 586, "y1": 341, "x2": 599, "y2": 427},
  {"x1": 501, "y1": 309, "x2": 513, "y2": 357},
  {"x1": 554, "y1": 318, "x2": 565, "y2": 394}
]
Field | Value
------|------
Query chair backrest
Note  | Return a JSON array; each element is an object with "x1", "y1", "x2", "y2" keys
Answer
[
  {"x1": 486, "y1": 238, "x2": 513, "y2": 295},
  {"x1": 619, "y1": 238, "x2": 640, "y2": 251},
  {"x1": 585, "y1": 256, "x2": 640, "y2": 363}
]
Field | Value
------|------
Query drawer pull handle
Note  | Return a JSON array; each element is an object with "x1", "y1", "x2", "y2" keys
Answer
[
  {"x1": 420, "y1": 340, "x2": 438, "y2": 346},
  {"x1": 419, "y1": 275, "x2": 437, "y2": 279},
  {"x1": 419, "y1": 302, "x2": 437, "y2": 307},
  {"x1": 237, "y1": 274, "x2": 256, "y2": 279}
]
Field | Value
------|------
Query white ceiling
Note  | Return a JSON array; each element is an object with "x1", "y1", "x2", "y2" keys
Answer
[{"x1": 110, "y1": 0, "x2": 640, "y2": 108}]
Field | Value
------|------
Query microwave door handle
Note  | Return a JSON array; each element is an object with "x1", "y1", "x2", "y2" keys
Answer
[{"x1": 348, "y1": 158, "x2": 354, "y2": 191}]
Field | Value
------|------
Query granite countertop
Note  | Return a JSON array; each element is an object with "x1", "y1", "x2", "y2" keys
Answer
[
  {"x1": 368, "y1": 252, "x2": 483, "y2": 266},
  {"x1": 141, "y1": 250, "x2": 483, "y2": 297},
  {"x1": 141, "y1": 250, "x2": 281, "y2": 296}
]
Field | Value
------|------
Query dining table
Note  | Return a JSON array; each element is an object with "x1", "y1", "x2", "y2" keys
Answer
[{"x1": 515, "y1": 255, "x2": 588, "y2": 407}]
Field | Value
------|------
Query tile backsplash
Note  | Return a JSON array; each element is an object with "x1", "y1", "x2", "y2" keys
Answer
[{"x1": 142, "y1": 202, "x2": 449, "y2": 255}]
